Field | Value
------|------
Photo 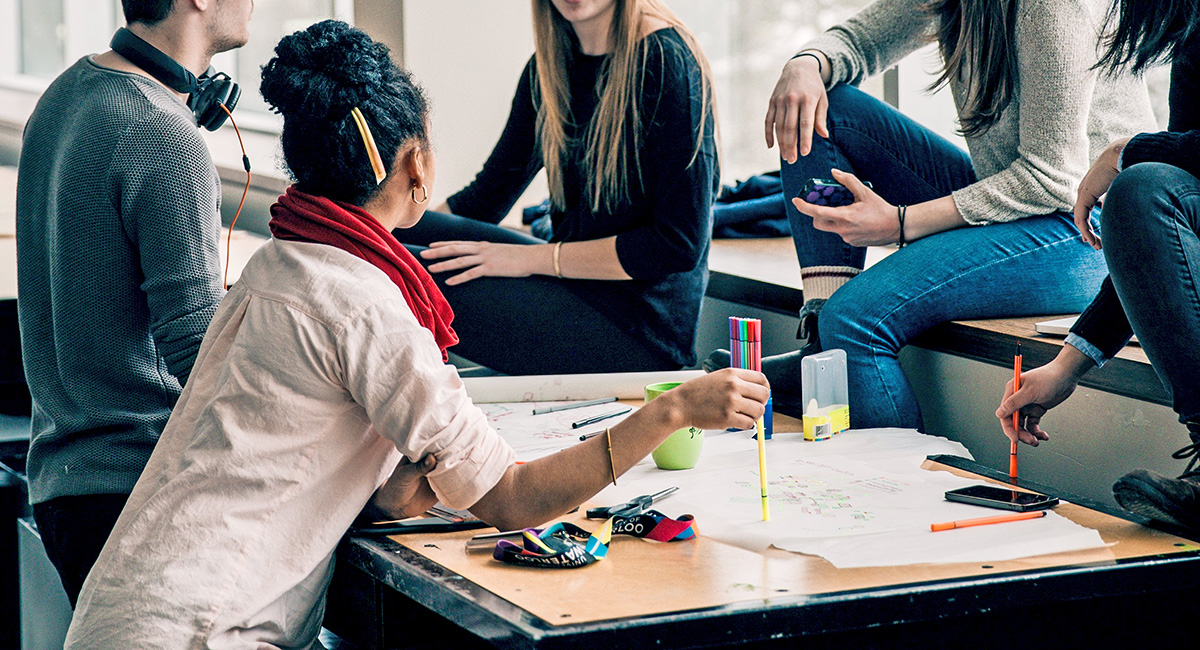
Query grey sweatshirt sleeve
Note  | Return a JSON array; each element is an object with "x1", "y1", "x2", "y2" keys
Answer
[
  {"x1": 800, "y1": 0, "x2": 935, "y2": 88},
  {"x1": 949, "y1": 0, "x2": 1102, "y2": 224},
  {"x1": 111, "y1": 112, "x2": 225, "y2": 386}
]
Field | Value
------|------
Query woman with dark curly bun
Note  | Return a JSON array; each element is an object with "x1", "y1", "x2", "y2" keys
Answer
[
  {"x1": 63, "y1": 21, "x2": 766, "y2": 650},
  {"x1": 394, "y1": 0, "x2": 719, "y2": 375}
]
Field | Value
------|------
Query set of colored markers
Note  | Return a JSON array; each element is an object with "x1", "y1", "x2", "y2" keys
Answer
[{"x1": 729, "y1": 317, "x2": 770, "y2": 522}]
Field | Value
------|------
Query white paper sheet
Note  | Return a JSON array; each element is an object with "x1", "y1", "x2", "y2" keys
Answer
[
  {"x1": 481, "y1": 401, "x2": 637, "y2": 462},
  {"x1": 463, "y1": 370, "x2": 703, "y2": 403},
  {"x1": 584, "y1": 428, "x2": 1108, "y2": 568}
]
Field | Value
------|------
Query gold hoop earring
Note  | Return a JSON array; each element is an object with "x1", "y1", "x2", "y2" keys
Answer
[{"x1": 411, "y1": 184, "x2": 429, "y2": 204}]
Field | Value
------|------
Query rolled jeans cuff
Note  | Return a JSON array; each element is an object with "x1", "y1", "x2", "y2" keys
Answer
[{"x1": 1064, "y1": 333, "x2": 1107, "y2": 369}]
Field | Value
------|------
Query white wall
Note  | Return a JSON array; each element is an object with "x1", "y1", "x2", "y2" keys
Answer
[{"x1": 401, "y1": 2, "x2": 546, "y2": 216}]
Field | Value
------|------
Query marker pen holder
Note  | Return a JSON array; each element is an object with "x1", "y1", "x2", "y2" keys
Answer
[{"x1": 801, "y1": 349, "x2": 849, "y2": 441}]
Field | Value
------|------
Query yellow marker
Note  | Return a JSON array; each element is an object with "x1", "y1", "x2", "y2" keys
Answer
[{"x1": 756, "y1": 416, "x2": 770, "y2": 521}]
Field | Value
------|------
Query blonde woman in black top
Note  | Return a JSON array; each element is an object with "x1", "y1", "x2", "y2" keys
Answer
[{"x1": 394, "y1": 0, "x2": 718, "y2": 375}]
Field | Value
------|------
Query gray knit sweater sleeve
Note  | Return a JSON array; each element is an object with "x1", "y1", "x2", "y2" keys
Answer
[
  {"x1": 109, "y1": 111, "x2": 224, "y2": 385},
  {"x1": 801, "y1": 0, "x2": 935, "y2": 88},
  {"x1": 948, "y1": 0, "x2": 1113, "y2": 223}
]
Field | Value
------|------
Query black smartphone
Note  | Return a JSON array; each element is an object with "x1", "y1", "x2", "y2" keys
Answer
[
  {"x1": 944, "y1": 485, "x2": 1059, "y2": 512},
  {"x1": 798, "y1": 178, "x2": 872, "y2": 207}
]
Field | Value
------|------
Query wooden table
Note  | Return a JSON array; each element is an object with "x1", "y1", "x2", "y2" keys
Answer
[{"x1": 324, "y1": 416, "x2": 1200, "y2": 650}]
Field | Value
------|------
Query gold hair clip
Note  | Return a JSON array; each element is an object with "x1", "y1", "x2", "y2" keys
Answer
[{"x1": 349, "y1": 106, "x2": 387, "y2": 185}]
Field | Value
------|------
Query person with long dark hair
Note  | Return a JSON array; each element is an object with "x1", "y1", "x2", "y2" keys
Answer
[
  {"x1": 998, "y1": 0, "x2": 1200, "y2": 532},
  {"x1": 706, "y1": 0, "x2": 1156, "y2": 430},
  {"x1": 392, "y1": 0, "x2": 719, "y2": 376},
  {"x1": 62, "y1": 21, "x2": 766, "y2": 648}
]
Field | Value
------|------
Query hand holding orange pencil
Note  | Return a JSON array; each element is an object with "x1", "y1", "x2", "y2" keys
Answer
[{"x1": 1010, "y1": 343, "x2": 1022, "y2": 483}]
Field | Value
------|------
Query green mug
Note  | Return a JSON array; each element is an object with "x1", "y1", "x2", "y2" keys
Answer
[{"x1": 645, "y1": 381, "x2": 704, "y2": 470}]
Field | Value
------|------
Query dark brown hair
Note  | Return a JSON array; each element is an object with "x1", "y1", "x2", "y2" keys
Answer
[
  {"x1": 926, "y1": 0, "x2": 1019, "y2": 138},
  {"x1": 260, "y1": 20, "x2": 430, "y2": 206},
  {"x1": 1097, "y1": 0, "x2": 1199, "y2": 75},
  {"x1": 122, "y1": 0, "x2": 176, "y2": 25}
]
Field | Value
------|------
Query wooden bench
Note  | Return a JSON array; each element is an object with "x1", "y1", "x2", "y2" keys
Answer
[
  {"x1": 706, "y1": 236, "x2": 1164, "y2": 406},
  {"x1": 705, "y1": 236, "x2": 1182, "y2": 512}
]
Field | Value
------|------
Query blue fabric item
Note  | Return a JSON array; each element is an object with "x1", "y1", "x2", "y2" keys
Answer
[
  {"x1": 712, "y1": 173, "x2": 789, "y2": 238},
  {"x1": 712, "y1": 195, "x2": 790, "y2": 238},
  {"x1": 1099, "y1": 163, "x2": 1200, "y2": 423},
  {"x1": 774, "y1": 83, "x2": 1107, "y2": 431},
  {"x1": 1064, "y1": 332, "x2": 1107, "y2": 369}
]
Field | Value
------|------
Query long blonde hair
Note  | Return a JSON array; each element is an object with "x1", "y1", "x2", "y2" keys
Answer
[{"x1": 531, "y1": 0, "x2": 717, "y2": 213}]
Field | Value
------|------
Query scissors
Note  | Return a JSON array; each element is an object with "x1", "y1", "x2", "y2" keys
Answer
[{"x1": 586, "y1": 486, "x2": 679, "y2": 519}]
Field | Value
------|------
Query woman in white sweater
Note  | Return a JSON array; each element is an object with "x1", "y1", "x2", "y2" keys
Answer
[{"x1": 709, "y1": 0, "x2": 1157, "y2": 431}]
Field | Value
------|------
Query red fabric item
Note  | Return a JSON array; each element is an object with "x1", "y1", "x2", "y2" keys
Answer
[{"x1": 269, "y1": 186, "x2": 458, "y2": 360}]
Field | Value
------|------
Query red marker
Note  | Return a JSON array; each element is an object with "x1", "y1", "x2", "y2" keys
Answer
[{"x1": 1010, "y1": 343, "x2": 1022, "y2": 483}]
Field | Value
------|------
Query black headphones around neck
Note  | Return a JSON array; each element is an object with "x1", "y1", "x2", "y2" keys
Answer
[{"x1": 110, "y1": 27, "x2": 240, "y2": 131}]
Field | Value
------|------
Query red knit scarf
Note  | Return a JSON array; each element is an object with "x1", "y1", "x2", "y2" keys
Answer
[{"x1": 269, "y1": 186, "x2": 458, "y2": 360}]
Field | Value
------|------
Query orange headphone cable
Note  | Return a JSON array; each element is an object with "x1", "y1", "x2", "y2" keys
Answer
[{"x1": 219, "y1": 102, "x2": 251, "y2": 290}]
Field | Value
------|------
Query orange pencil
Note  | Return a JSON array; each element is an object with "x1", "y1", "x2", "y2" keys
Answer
[
  {"x1": 1010, "y1": 343, "x2": 1022, "y2": 482},
  {"x1": 931, "y1": 510, "x2": 1046, "y2": 532}
]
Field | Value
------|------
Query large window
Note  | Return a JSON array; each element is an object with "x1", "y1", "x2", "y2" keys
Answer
[
  {"x1": 0, "y1": 0, "x2": 351, "y2": 124},
  {"x1": 673, "y1": 0, "x2": 874, "y2": 182}
]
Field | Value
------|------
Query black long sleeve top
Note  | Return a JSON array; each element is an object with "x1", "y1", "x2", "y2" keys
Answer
[
  {"x1": 1069, "y1": 35, "x2": 1200, "y2": 363},
  {"x1": 446, "y1": 27, "x2": 718, "y2": 367}
]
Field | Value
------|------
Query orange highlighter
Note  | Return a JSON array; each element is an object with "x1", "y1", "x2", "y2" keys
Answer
[
  {"x1": 932, "y1": 510, "x2": 1046, "y2": 532},
  {"x1": 1010, "y1": 343, "x2": 1022, "y2": 482}
]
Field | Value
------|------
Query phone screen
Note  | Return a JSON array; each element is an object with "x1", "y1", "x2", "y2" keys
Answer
[{"x1": 944, "y1": 485, "x2": 1059, "y2": 512}]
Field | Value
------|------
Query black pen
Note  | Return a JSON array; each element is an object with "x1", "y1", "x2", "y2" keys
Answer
[{"x1": 571, "y1": 406, "x2": 632, "y2": 430}]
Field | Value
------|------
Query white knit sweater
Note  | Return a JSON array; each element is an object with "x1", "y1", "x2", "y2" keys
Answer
[{"x1": 803, "y1": 0, "x2": 1157, "y2": 224}]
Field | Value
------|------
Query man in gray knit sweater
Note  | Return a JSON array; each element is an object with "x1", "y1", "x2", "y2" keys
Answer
[{"x1": 15, "y1": 0, "x2": 252, "y2": 604}]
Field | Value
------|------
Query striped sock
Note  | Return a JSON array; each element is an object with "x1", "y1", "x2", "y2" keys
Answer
[{"x1": 800, "y1": 265, "x2": 860, "y2": 302}]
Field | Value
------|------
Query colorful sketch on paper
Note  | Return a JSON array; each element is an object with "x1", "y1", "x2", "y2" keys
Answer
[{"x1": 727, "y1": 459, "x2": 919, "y2": 532}]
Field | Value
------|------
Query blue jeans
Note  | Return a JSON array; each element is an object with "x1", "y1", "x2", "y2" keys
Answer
[
  {"x1": 781, "y1": 84, "x2": 1108, "y2": 430},
  {"x1": 1102, "y1": 163, "x2": 1200, "y2": 424}
]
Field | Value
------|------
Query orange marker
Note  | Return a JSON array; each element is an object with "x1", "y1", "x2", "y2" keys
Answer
[
  {"x1": 931, "y1": 510, "x2": 1046, "y2": 532},
  {"x1": 1010, "y1": 343, "x2": 1022, "y2": 483}
]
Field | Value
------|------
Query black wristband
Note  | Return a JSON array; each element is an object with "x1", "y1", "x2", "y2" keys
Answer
[
  {"x1": 791, "y1": 51, "x2": 823, "y2": 74},
  {"x1": 897, "y1": 205, "x2": 908, "y2": 248}
]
